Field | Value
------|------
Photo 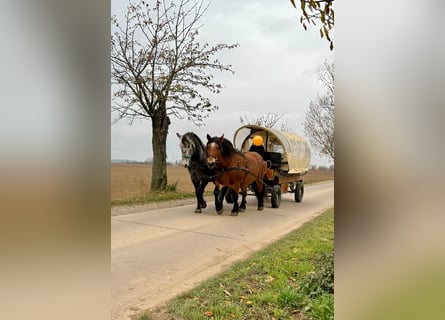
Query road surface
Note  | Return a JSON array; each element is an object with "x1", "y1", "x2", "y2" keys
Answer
[{"x1": 111, "y1": 181, "x2": 334, "y2": 319}]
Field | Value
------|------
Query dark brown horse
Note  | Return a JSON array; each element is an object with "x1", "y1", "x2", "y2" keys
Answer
[
  {"x1": 206, "y1": 134, "x2": 267, "y2": 216},
  {"x1": 177, "y1": 132, "x2": 216, "y2": 213}
]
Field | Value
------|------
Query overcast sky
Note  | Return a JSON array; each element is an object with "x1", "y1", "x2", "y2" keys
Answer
[{"x1": 111, "y1": 0, "x2": 334, "y2": 166}]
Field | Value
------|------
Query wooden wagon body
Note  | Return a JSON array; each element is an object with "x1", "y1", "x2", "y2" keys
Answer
[{"x1": 233, "y1": 124, "x2": 312, "y2": 208}]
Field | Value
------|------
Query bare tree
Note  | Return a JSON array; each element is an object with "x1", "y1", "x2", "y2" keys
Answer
[
  {"x1": 239, "y1": 112, "x2": 294, "y2": 132},
  {"x1": 111, "y1": 0, "x2": 238, "y2": 191},
  {"x1": 290, "y1": 0, "x2": 334, "y2": 50},
  {"x1": 303, "y1": 61, "x2": 334, "y2": 161},
  {"x1": 239, "y1": 111, "x2": 296, "y2": 133},
  {"x1": 239, "y1": 112, "x2": 284, "y2": 128}
]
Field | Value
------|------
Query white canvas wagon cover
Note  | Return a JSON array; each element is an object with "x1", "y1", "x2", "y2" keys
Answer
[{"x1": 233, "y1": 124, "x2": 311, "y2": 174}]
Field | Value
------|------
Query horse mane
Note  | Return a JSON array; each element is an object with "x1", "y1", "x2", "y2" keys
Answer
[
  {"x1": 209, "y1": 135, "x2": 241, "y2": 158},
  {"x1": 187, "y1": 132, "x2": 205, "y2": 150},
  {"x1": 183, "y1": 132, "x2": 207, "y2": 161}
]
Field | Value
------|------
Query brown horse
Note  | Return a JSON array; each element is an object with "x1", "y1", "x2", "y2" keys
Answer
[{"x1": 206, "y1": 134, "x2": 267, "y2": 216}]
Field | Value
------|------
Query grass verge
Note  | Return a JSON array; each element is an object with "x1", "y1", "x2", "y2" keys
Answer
[
  {"x1": 111, "y1": 190, "x2": 198, "y2": 207},
  {"x1": 111, "y1": 179, "x2": 332, "y2": 208},
  {"x1": 141, "y1": 208, "x2": 334, "y2": 320}
]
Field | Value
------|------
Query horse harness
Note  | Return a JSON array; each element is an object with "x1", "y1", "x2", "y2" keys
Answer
[
  {"x1": 204, "y1": 155, "x2": 274, "y2": 192},
  {"x1": 207, "y1": 154, "x2": 250, "y2": 185}
]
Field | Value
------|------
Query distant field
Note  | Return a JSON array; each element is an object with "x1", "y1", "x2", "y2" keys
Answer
[{"x1": 111, "y1": 163, "x2": 334, "y2": 201}]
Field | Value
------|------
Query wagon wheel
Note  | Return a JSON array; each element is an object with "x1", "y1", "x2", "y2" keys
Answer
[
  {"x1": 271, "y1": 184, "x2": 281, "y2": 208},
  {"x1": 294, "y1": 181, "x2": 304, "y2": 203}
]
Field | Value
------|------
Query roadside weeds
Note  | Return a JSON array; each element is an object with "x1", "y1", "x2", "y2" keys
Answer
[{"x1": 138, "y1": 209, "x2": 334, "y2": 320}]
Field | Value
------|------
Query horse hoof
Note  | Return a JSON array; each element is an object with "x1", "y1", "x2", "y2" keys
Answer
[
  {"x1": 217, "y1": 209, "x2": 224, "y2": 215},
  {"x1": 257, "y1": 206, "x2": 264, "y2": 211},
  {"x1": 195, "y1": 208, "x2": 202, "y2": 213},
  {"x1": 201, "y1": 202, "x2": 207, "y2": 209},
  {"x1": 230, "y1": 211, "x2": 239, "y2": 216},
  {"x1": 239, "y1": 208, "x2": 245, "y2": 212}
]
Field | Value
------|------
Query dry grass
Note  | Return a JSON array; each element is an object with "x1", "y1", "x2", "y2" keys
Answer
[
  {"x1": 111, "y1": 163, "x2": 334, "y2": 201},
  {"x1": 111, "y1": 163, "x2": 194, "y2": 201},
  {"x1": 303, "y1": 168, "x2": 335, "y2": 184}
]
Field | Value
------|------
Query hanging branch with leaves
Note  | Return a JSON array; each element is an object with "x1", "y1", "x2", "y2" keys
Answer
[{"x1": 290, "y1": 0, "x2": 334, "y2": 50}]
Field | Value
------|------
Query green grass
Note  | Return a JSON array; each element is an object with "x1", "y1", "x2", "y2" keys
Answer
[
  {"x1": 134, "y1": 312, "x2": 150, "y2": 320},
  {"x1": 111, "y1": 188, "x2": 215, "y2": 207},
  {"x1": 111, "y1": 190, "x2": 196, "y2": 207},
  {"x1": 142, "y1": 209, "x2": 334, "y2": 320}
]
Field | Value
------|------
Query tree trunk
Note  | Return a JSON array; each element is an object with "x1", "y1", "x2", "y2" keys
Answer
[{"x1": 151, "y1": 108, "x2": 170, "y2": 191}]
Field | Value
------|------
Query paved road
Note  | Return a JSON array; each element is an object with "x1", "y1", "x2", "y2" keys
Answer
[{"x1": 111, "y1": 181, "x2": 334, "y2": 319}]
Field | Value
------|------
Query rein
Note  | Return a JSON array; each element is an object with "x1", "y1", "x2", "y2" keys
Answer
[
  {"x1": 205, "y1": 137, "x2": 273, "y2": 191},
  {"x1": 205, "y1": 164, "x2": 273, "y2": 192}
]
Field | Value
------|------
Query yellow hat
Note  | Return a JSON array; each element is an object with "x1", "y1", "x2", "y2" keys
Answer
[{"x1": 252, "y1": 135, "x2": 263, "y2": 146}]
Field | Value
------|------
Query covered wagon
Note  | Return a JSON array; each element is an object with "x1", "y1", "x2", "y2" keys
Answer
[{"x1": 233, "y1": 124, "x2": 312, "y2": 208}]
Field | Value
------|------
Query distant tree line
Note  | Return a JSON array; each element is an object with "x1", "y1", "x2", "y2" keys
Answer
[
  {"x1": 112, "y1": 158, "x2": 176, "y2": 166},
  {"x1": 314, "y1": 164, "x2": 334, "y2": 171}
]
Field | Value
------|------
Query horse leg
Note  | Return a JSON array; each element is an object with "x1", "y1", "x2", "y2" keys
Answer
[
  {"x1": 198, "y1": 180, "x2": 208, "y2": 209},
  {"x1": 257, "y1": 182, "x2": 265, "y2": 210},
  {"x1": 239, "y1": 187, "x2": 247, "y2": 212},
  {"x1": 230, "y1": 189, "x2": 240, "y2": 216},
  {"x1": 193, "y1": 180, "x2": 203, "y2": 213},
  {"x1": 252, "y1": 182, "x2": 265, "y2": 211},
  {"x1": 214, "y1": 185, "x2": 226, "y2": 214}
]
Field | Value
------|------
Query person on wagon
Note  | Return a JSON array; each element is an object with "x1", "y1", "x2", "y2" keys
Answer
[{"x1": 249, "y1": 135, "x2": 265, "y2": 158}]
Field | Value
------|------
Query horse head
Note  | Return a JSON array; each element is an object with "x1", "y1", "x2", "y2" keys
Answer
[
  {"x1": 177, "y1": 132, "x2": 195, "y2": 167},
  {"x1": 206, "y1": 134, "x2": 225, "y2": 169}
]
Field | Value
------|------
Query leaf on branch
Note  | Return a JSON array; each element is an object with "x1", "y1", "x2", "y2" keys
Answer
[
  {"x1": 323, "y1": 26, "x2": 331, "y2": 41},
  {"x1": 301, "y1": 1, "x2": 308, "y2": 19},
  {"x1": 326, "y1": 3, "x2": 331, "y2": 14}
]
